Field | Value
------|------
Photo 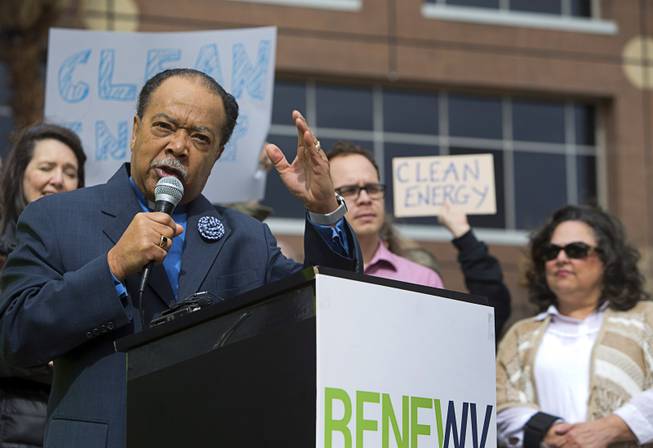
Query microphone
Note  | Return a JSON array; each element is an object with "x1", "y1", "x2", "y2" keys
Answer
[
  {"x1": 152, "y1": 176, "x2": 184, "y2": 215},
  {"x1": 137, "y1": 176, "x2": 184, "y2": 314}
]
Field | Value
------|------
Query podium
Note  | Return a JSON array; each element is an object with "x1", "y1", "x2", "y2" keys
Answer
[{"x1": 116, "y1": 267, "x2": 497, "y2": 447}]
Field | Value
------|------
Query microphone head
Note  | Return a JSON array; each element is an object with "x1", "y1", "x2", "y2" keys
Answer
[{"x1": 154, "y1": 176, "x2": 184, "y2": 207}]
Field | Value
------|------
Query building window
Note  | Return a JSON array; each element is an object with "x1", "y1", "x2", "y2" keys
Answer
[
  {"x1": 425, "y1": 0, "x2": 592, "y2": 18},
  {"x1": 263, "y1": 80, "x2": 600, "y2": 235},
  {"x1": 422, "y1": 0, "x2": 617, "y2": 34},
  {"x1": 0, "y1": 63, "x2": 13, "y2": 159},
  {"x1": 231, "y1": 0, "x2": 361, "y2": 11}
]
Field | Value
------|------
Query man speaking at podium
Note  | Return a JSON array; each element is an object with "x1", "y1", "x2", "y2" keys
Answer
[{"x1": 0, "y1": 68, "x2": 360, "y2": 448}]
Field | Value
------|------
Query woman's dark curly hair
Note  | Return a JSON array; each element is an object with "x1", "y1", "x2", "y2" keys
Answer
[{"x1": 526, "y1": 205, "x2": 648, "y2": 312}]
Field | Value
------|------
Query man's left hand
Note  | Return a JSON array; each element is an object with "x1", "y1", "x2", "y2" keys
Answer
[{"x1": 265, "y1": 110, "x2": 338, "y2": 214}]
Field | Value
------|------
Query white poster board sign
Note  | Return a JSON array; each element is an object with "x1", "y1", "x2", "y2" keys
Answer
[
  {"x1": 315, "y1": 274, "x2": 496, "y2": 448},
  {"x1": 392, "y1": 154, "x2": 496, "y2": 217},
  {"x1": 44, "y1": 27, "x2": 277, "y2": 203}
]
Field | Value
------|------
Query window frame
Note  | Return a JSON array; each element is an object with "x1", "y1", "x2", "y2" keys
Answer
[
  {"x1": 421, "y1": 1, "x2": 617, "y2": 34},
  {"x1": 230, "y1": 0, "x2": 361, "y2": 11}
]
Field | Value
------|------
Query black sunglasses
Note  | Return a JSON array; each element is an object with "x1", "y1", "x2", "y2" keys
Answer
[{"x1": 541, "y1": 242, "x2": 600, "y2": 261}]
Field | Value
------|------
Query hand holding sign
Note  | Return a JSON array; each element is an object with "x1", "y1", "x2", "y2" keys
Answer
[
  {"x1": 438, "y1": 202, "x2": 471, "y2": 238},
  {"x1": 392, "y1": 154, "x2": 496, "y2": 218}
]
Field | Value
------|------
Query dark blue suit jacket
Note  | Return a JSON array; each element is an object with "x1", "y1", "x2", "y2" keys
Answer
[{"x1": 0, "y1": 164, "x2": 360, "y2": 448}]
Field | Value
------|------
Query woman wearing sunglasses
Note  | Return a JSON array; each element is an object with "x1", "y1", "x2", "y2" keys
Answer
[{"x1": 496, "y1": 205, "x2": 653, "y2": 448}]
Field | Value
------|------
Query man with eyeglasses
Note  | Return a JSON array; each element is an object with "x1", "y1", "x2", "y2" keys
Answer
[
  {"x1": 327, "y1": 142, "x2": 444, "y2": 288},
  {"x1": 327, "y1": 142, "x2": 512, "y2": 340}
]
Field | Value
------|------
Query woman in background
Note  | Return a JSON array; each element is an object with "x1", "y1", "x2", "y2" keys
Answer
[
  {"x1": 496, "y1": 205, "x2": 653, "y2": 448},
  {"x1": 0, "y1": 122, "x2": 86, "y2": 447}
]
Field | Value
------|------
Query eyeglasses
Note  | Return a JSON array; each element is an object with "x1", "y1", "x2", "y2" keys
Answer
[
  {"x1": 335, "y1": 183, "x2": 385, "y2": 200},
  {"x1": 541, "y1": 242, "x2": 600, "y2": 261}
]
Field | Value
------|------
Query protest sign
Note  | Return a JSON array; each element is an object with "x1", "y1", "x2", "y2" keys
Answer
[
  {"x1": 45, "y1": 27, "x2": 276, "y2": 203},
  {"x1": 392, "y1": 154, "x2": 496, "y2": 217}
]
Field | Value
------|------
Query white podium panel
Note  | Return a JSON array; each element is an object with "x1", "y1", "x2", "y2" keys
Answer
[{"x1": 315, "y1": 274, "x2": 496, "y2": 448}]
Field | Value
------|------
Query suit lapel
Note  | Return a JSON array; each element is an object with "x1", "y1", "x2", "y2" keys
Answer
[
  {"x1": 100, "y1": 164, "x2": 174, "y2": 307},
  {"x1": 100, "y1": 166, "x2": 139, "y2": 247},
  {"x1": 178, "y1": 197, "x2": 232, "y2": 300}
]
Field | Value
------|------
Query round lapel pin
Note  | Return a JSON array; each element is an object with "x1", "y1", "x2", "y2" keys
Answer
[{"x1": 197, "y1": 216, "x2": 225, "y2": 241}]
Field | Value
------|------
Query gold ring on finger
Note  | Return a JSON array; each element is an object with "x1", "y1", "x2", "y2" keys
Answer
[{"x1": 157, "y1": 235, "x2": 168, "y2": 250}]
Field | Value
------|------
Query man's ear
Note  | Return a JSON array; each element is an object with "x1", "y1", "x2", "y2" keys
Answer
[
  {"x1": 214, "y1": 145, "x2": 224, "y2": 162},
  {"x1": 130, "y1": 115, "x2": 141, "y2": 152}
]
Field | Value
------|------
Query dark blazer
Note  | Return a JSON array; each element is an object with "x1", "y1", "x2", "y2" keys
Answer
[
  {"x1": 0, "y1": 226, "x2": 51, "y2": 448},
  {"x1": 0, "y1": 164, "x2": 360, "y2": 448}
]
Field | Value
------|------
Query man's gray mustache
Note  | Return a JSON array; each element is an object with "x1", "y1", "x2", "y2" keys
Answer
[{"x1": 151, "y1": 159, "x2": 188, "y2": 181}]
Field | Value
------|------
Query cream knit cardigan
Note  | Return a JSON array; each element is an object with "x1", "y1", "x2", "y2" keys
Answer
[{"x1": 497, "y1": 301, "x2": 653, "y2": 447}]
